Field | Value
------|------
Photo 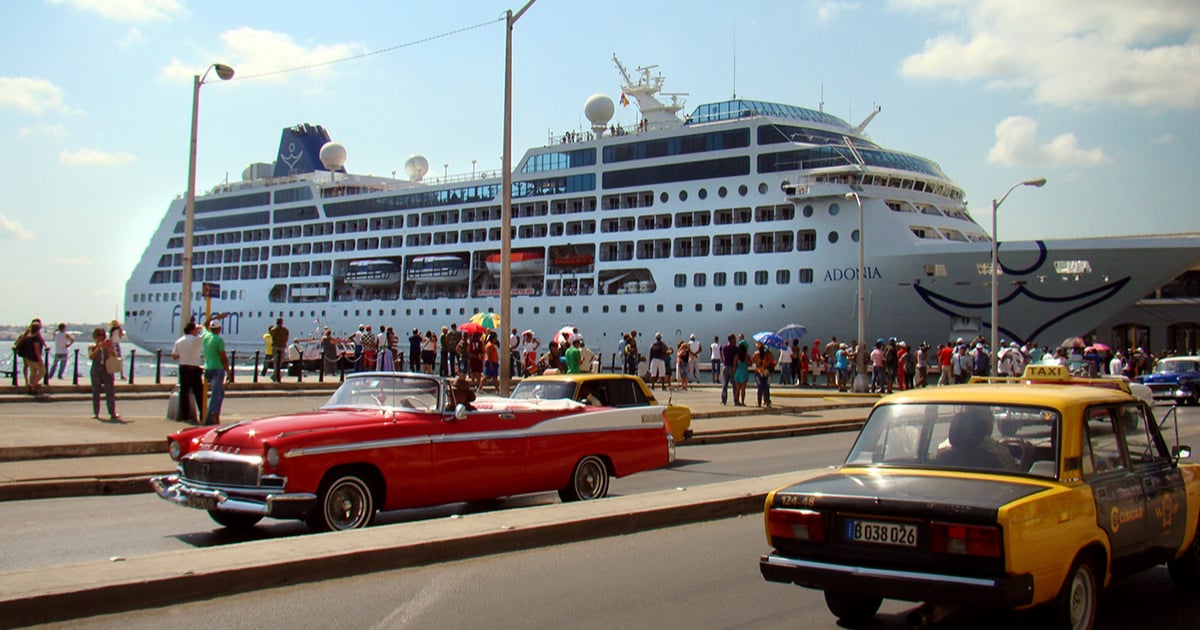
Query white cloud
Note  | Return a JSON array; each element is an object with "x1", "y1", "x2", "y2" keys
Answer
[
  {"x1": 160, "y1": 28, "x2": 363, "y2": 85},
  {"x1": 0, "y1": 214, "x2": 35, "y2": 240},
  {"x1": 18, "y1": 123, "x2": 68, "y2": 139},
  {"x1": 1151, "y1": 133, "x2": 1176, "y2": 145},
  {"x1": 117, "y1": 27, "x2": 144, "y2": 48},
  {"x1": 0, "y1": 77, "x2": 69, "y2": 114},
  {"x1": 987, "y1": 116, "x2": 1109, "y2": 166},
  {"x1": 813, "y1": 1, "x2": 860, "y2": 23},
  {"x1": 58, "y1": 148, "x2": 136, "y2": 166},
  {"x1": 896, "y1": 0, "x2": 1200, "y2": 109},
  {"x1": 47, "y1": 0, "x2": 183, "y2": 22}
]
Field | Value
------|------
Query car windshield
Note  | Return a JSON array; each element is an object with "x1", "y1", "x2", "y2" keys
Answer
[
  {"x1": 845, "y1": 403, "x2": 1060, "y2": 479},
  {"x1": 322, "y1": 374, "x2": 441, "y2": 412},
  {"x1": 1155, "y1": 360, "x2": 1199, "y2": 375},
  {"x1": 510, "y1": 381, "x2": 577, "y2": 401}
]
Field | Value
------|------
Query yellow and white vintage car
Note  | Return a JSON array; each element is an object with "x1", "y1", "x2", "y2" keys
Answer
[{"x1": 759, "y1": 365, "x2": 1200, "y2": 629}]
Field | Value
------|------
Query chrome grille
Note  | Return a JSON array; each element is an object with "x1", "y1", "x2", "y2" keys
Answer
[{"x1": 181, "y1": 454, "x2": 261, "y2": 487}]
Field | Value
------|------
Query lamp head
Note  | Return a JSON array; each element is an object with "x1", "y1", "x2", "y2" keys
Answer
[
  {"x1": 214, "y1": 64, "x2": 235, "y2": 81},
  {"x1": 1024, "y1": 177, "x2": 1047, "y2": 187}
]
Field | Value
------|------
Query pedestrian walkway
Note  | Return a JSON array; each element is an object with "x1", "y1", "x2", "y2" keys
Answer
[{"x1": 0, "y1": 380, "x2": 876, "y2": 500}]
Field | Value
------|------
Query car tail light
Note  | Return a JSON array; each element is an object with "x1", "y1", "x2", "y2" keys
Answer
[
  {"x1": 930, "y1": 522, "x2": 1001, "y2": 557},
  {"x1": 767, "y1": 508, "x2": 826, "y2": 543}
]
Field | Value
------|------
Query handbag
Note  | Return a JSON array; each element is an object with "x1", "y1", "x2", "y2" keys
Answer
[{"x1": 105, "y1": 352, "x2": 123, "y2": 375}]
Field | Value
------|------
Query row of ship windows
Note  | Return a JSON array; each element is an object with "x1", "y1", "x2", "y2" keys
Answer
[
  {"x1": 179, "y1": 176, "x2": 780, "y2": 239},
  {"x1": 134, "y1": 267, "x2": 815, "y2": 306},
  {"x1": 154, "y1": 228, "x2": 831, "y2": 275},
  {"x1": 125, "y1": 301, "x2": 760, "y2": 326},
  {"x1": 177, "y1": 187, "x2": 973, "y2": 256}
]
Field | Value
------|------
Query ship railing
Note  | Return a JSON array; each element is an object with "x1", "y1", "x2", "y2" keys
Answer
[{"x1": 545, "y1": 121, "x2": 644, "y2": 147}]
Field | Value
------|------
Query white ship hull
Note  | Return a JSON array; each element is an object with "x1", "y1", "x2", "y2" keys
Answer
[{"x1": 121, "y1": 67, "x2": 1199, "y2": 357}]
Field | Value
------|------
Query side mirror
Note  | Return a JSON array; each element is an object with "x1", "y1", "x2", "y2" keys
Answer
[
  {"x1": 1172, "y1": 445, "x2": 1191, "y2": 460},
  {"x1": 454, "y1": 404, "x2": 469, "y2": 421}
]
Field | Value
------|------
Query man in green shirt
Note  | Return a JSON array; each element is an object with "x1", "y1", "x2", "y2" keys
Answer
[
  {"x1": 203, "y1": 319, "x2": 230, "y2": 424},
  {"x1": 564, "y1": 337, "x2": 583, "y2": 374}
]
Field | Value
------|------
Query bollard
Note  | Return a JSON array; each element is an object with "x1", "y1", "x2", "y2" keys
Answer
[
  {"x1": 155, "y1": 349, "x2": 162, "y2": 384},
  {"x1": 128, "y1": 349, "x2": 136, "y2": 384},
  {"x1": 9, "y1": 349, "x2": 16, "y2": 386},
  {"x1": 229, "y1": 350, "x2": 237, "y2": 383},
  {"x1": 43, "y1": 347, "x2": 50, "y2": 386},
  {"x1": 72, "y1": 347, "x2": 80, "y2": 386},
  {"x1": 318, "y1": 358, "x2": 325, "y2": 383},
  {"x1": 253, "y1": 350, "x2": 260, "y2": 384}
]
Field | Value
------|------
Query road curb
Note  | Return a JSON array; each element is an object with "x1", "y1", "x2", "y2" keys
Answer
[
  {"x1": 688, "y1": 419, "x2": 866, "y2": 444},
  {"x1": 0, "y1": 471, "x2": 813, "y2": 627},
  {"x1": 0, "y1": 475, "x2": 158, "y2": 502},
  {"x1": 0, "y1": 441, "x2": 165, "y2": 462}
]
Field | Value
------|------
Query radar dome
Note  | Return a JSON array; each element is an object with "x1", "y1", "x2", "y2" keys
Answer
[
  {"x1": 584, "y1": 94, "x2": 615, "y2": 133},
  {"x1": 318, "y1": 142, "x2": 347, "y2": 171},
  {"x1": 404, "y1": 155, "x2": 429, "y2": 182}
]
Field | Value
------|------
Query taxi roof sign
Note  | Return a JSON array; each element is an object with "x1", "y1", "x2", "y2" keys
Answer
[{"x1": 1022, "y1": 364, "x2": 1071, "y2": 380}]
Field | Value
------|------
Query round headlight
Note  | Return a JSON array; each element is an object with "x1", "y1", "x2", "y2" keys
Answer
[
  {"x1": 266, "y1": 446, "x2": 281, "y2": 468},
  {"x1": 168, "y1": 439, "x2": 182, "y2": 461}
]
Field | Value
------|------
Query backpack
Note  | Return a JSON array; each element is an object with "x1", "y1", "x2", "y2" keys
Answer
[{"x1": 17, "y1": 335, "x2": 38, "y2": 361}]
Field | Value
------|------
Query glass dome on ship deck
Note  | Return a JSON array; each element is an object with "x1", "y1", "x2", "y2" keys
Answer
[{"x1": 688, "y1": 100, "x2": 851, "y2": 130}]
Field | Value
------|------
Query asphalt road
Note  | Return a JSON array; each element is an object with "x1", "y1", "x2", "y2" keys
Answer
[
  {"x1": 26, "y1": 515, "x2": 1200, "y2": 630},
  {"x1": 0, "y1": 431, "x2": 858, "y2": 572}
]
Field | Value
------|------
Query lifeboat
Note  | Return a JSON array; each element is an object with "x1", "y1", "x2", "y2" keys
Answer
[
  {"x1": 407, "y1": 255, "x2": 468, "y2": 285},
  {"x1": 486, "y1": 251, "x2": 544, "y2": 276}
]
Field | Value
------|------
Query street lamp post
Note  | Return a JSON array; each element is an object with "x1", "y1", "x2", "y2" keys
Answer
[
  {"x1": 844, "y1": 192, "x2": 867, "y2": 392},
  {"x1": 990, "y1": 177, "x2": 1046, "y2": 374},
  {"x1": 499, "y1": 0, "x2": 536, "y2": 396},
  {"x1": 181, "y1": 63, "x2": 235, "y2": 332}
]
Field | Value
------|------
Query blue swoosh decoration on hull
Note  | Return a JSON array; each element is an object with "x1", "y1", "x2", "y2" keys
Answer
[{"x1": 913, "y1": 239, "x2": 1131, "y2": 344}]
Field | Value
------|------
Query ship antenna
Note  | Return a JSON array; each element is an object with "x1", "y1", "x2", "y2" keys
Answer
[
  {"x1": 731, "y1": 30, "x2": 737, "y2": 99},
  {"x1": 819, "y1": 83, "x2": 824, "y2": 113}
]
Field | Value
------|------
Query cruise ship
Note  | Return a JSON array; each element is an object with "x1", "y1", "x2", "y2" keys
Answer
[{"x1": 123, "y1": 58, "x2": 1199, "y2": 356}]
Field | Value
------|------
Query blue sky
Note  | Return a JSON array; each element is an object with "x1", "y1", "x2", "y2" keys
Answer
[{"x1": 2, "y1": 0, "x2": 1198, "y2": 325}]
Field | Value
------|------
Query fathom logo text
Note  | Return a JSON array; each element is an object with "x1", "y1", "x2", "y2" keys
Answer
[{"x1": 824, "y1": 267, "x2": 883, "y2": 282}]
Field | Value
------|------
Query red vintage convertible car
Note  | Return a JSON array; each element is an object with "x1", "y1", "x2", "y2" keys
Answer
[{"x1": 151, "y1": 372, "x2": 674, "y2": 531}]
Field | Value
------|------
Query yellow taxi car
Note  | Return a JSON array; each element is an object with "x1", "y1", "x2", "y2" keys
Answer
[
  {"x1": 759, "y1": 365, "x2": 1199, "y2": 629},
  {"x1": 510, "y1": 373, "x2": 692, "y2": 443}
]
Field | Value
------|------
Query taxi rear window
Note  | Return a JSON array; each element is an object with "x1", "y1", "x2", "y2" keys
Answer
[{"x1": 846, "y1": 403, "x2": 1060, "y2": 478}]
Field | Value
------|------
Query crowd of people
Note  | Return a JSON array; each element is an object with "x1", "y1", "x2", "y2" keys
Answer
[
  {"x1": 7, "y1": 313, "x2": 1196, "y2": 426},
  {"x1": 10, "y1": 317, "x2": 126, "y2": 419}
]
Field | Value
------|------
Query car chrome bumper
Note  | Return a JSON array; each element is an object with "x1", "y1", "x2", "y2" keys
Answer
[
  {"x1": 150, "y1": 474, "x2": 316, "y2": 520},
  {"x1": 760, "y1": 553, "x2": 1034, "y2": 608}
]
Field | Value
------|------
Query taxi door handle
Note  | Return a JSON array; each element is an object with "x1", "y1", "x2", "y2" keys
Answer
[
  {"x1": 499, "y1": 413, "x2": 515, "y2": 420},
  {"x1": 1095, "y1": 487, "x2": 1109, "y2": 500}
]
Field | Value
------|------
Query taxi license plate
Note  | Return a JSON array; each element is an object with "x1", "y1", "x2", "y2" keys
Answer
[{"x1": 845, "y1": 519, "x2": 917, "y2": 547}]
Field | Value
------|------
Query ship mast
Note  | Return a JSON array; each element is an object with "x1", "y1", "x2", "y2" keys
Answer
[{"x1": 612, "y1": 55, "x2": 687, "y2": 131}]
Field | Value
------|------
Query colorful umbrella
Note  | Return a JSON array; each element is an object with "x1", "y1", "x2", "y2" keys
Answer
[
  {"x1": 775, "y1": 324, "x2": 807, "y2": 342},
  {"x1": 1085, "y1": 342, "x2": 1111, "y2": 353},
  {"x1": 557, "y1": 325, "x2": 580, "y2": 343},
  {"x1": 1059, "y1": 336, "x2": 1086, "y2": 350},
  {"x1": 469, "y1": 311, "x2": 501, "y2": 330},
  {"x1": 459, "y1": 321, "x2": 487, "y2": 334},
  {"x1": 753, "y1": 331, "x2": 787, "y2": 350}
]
